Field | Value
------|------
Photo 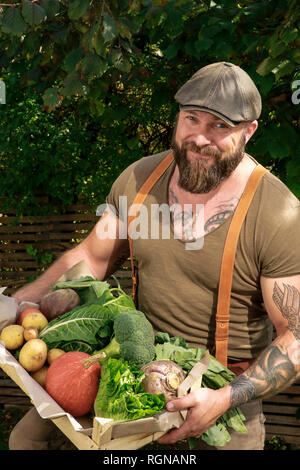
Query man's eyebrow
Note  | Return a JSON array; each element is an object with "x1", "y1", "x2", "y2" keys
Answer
[{"x1": 182, "y1": 109, "x2": 221, "y2": 122}]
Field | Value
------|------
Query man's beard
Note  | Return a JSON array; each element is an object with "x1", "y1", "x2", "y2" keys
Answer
[{"x1": 171, "y1": 132, "x2": 247, "y2": 194}]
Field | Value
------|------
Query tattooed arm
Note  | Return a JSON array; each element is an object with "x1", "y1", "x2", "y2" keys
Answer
[
  {"x1": 229, "y1": 275, "x2": 300, "y2": 409},
  {"x1": 159, "y1": 275, "x2": 300, "y2": 444}
]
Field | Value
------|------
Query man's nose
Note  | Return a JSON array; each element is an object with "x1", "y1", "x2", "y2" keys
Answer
[{"x1": 192, "y1": 131, "x2": 211, "y2": 147}]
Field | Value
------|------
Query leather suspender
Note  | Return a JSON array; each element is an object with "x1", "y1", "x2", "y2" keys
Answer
[
  {"x1": 214, "y1": 164, "x2": 268, "y2": 367},
  {"x1": 128, "y1": 152, "x2": 174, "y2": 304},
  {"x1": 127, "y1": 152, "x2": 268, "y2": 367}
]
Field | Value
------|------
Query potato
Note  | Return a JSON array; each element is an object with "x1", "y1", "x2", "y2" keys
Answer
[
  {"x1": 21, "y1": 312, "x2": 48, "y2": 332},
  {"x1": 0, "y1": 325, "x2": 24, "y2": 350},
  {"x1": 47, "y1": 348, "x2": 66, "y2": 365},
  {"x1": 31, "y1": 365, "x2": 49, "y2": 388},
  {"x1": 19, "y1": 339, "x2": 48, "y2": 372},
  {"x1": 24, "y1": 326, "x2": 39, "y2": 341}
]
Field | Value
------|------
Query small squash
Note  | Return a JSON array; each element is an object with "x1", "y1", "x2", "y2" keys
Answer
[{"x1": 45, "y1": 351, "x2": 105, "y2": 417}]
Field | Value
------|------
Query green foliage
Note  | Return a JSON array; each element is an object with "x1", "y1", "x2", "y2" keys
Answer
[
  {"x1": 264, "y1": 435, "x2": 291, "y2": 450},
  {"x1": 0, "y1": 0, "x2": 299, "y2": 214}
]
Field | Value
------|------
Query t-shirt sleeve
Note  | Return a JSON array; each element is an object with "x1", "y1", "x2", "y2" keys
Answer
[
  {"x1": 260, "y1": 205, "x2": 300, "y2": 278},
  {"x1": 105, "y1": 162, "x2": 137, "y2": 221}
]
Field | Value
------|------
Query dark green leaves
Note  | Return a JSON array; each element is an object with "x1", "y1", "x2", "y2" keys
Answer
[
  {"x1": 102, "y1": 13, "x2": 118, "y2": 43},
  {"x1": 68, "y1": 0, "x2": 90, "y2": 20},
  {"x1": 1, "y1": 8, "x2": 27, "y2": 36},
  {"x1": 43, "y1": 87, "x2": 60, "y2": 111},
  {"x1": 40, "y1": 0, "x2": 60, "y2": 20},
  {"x1": 22, "y1": 1, "x2": 47, "y2": 26}
]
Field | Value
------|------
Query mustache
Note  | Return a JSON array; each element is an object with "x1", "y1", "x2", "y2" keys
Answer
[{"x1": 180, "y1": 141, "x2": 222, "y2": 159}]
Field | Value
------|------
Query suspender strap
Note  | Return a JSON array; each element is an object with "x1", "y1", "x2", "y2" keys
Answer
[
  {"x1": 128, "y1": 152, "x2": 174, "y2": 302},
  {"x1": 127, "y1": 152, "x2": 267, "y2": 367},
  {"x1": 215, "y1": 164, "x2": 268, "y2": 367}
]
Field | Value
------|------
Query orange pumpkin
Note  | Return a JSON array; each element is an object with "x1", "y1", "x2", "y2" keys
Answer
[{"x1": 45, "y1": 351, "x2": 103, "y2": 417}]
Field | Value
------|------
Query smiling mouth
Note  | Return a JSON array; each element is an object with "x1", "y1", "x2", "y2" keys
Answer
[{"x1": 187, "y1": 150, "x2": 212, "y2": 159}]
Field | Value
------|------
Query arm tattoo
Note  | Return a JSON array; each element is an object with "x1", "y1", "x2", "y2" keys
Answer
[
  {"x1": 272, "y1": 282, "x2": 300, "y2": 340},
  {"x1": 229, "y1": 343, "x2": 296, "y2": 408},
  {"x1": 229, "y1": 281, "x2": 300, "y2": 409}
]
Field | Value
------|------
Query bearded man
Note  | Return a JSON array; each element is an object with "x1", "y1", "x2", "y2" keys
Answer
[{"x1": 10, "y1": 62, "x2": 300, "y2": 450}]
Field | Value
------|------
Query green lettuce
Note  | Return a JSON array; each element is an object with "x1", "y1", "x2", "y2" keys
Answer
[{"x1": 94, "y1": 357, "x2": 166, "y2": 421}]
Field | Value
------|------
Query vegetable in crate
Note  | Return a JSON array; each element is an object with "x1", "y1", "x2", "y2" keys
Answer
[
  {"x1": 39, "y1": 280, "x2": 136, "y2": 354},
  {"x1": 45, "y1": 351, "x2": 105, "y2": 417},
  {"x1": 154, "y1": 332, "x2": 247, "y2": 448},
  {"x1": 51, "y1": 277, "x2": 116, "y2": 305},
  {"x1": 95, "y1": 310, "x2": 156, "y2": 368},
  {"x1": 94, "y1": 357, "x2": 166, "y2": 421},
  {"x1": 141, "y1": 360, "x2": 186, "y2": 402},
  {"x1": 40, "y1": 288, "x2": 80, "y2": 320}
]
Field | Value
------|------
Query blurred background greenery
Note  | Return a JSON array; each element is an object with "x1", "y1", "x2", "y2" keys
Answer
[{"x1": 0, "y1": 0, "x2": 299, "y2": 216}]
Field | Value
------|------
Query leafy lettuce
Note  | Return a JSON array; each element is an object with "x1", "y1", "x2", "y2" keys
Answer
[{"x1": 94, "y1": 357, "x2": 166, "y2": 421}]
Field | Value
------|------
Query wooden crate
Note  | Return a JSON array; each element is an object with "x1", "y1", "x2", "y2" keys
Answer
[{"x1": 0, "y1": 349, "x2": 184, "y2": 451}]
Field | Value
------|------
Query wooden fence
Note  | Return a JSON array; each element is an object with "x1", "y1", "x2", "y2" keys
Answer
[{"x1": 0, "y1": 204, "x2": 300, "y2": 448}]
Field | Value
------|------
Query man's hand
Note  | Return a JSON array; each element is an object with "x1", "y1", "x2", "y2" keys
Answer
[{"x1": 157, "y1": 386, "x2": 231, "y2": 444}]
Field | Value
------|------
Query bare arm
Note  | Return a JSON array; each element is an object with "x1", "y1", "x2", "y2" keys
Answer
[
  {"x1": 12, "y1": 209, "x2": 129, "y2": 304},
  {"x1": 229, "y1": 275, "x2": 300, "y2": 408}
]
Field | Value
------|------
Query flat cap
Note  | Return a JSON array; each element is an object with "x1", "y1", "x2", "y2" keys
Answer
[{"x1": 175, "y1": 62, "x2": 262, "y2": 126}]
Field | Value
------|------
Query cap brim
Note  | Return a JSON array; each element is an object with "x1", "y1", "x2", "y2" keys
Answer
[{"x1": 179, "y1": 105, "x2": 238, "y2": 127}]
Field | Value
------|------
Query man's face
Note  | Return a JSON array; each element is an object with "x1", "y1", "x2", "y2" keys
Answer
[{"x1": 171, "y1": 110, "x2": 250, "y2": 194}]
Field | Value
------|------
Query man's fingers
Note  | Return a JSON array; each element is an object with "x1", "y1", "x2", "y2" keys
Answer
[{"x1": 166, "y1": 392, "x2": 199, "y2": 412}]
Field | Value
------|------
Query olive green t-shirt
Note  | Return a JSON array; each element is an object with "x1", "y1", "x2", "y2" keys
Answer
[{"x1": 106, "y1": 150, "x2": 300, "y2": 362}]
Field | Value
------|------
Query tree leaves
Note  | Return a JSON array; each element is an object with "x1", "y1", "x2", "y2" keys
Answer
[
  {"x1": 0, "y1": 0, "x2": 299, "y2": 209},
  {"x1": 68, "y1": 0, "x2": 90, "y2": 20},
  {"x1": 43, "y1": 87, "x2": 60, "y2": 112},
  {"x1": 102, "y1": 14, "x2": 118, "y2": 43},
  {"x1": 1, "y1": 8, "x2": 27, "y2": 36},
  {"x1": 40, "y1": 0, "x2": 60, "y2": 20},
  {"x1": 22, "y1": 1, "x2": 47, "y2": 26}
]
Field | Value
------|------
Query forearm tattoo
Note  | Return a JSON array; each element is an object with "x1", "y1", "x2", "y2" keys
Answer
[{"x1": 229, "y1": 282, "x2": 300, "y2": 409}]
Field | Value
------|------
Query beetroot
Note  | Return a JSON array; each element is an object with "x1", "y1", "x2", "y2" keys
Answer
[{"x1": 40, "y1": 288, "x2": 80, "y2": 320}]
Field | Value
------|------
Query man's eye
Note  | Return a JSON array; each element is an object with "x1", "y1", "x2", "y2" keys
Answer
[
  {"x1": 215, "y1": 122, "x2": 229, "y2": 129},
  {"x1": 187, "y1": 115, "x2": 196, "y2": 121}
]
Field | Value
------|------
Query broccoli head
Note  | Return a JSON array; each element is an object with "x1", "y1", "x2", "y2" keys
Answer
[
  {"x1": 95, "y1": 309, "x2": 156, "y2": 368},
  {"x1": 114, "y1": 310, "x2": 155, "y2": 345}
]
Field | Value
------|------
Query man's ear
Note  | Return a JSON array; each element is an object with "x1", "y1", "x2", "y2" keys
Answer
[{"x1": 245, "y1": 120, "x2": 258, "y2": 143}]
